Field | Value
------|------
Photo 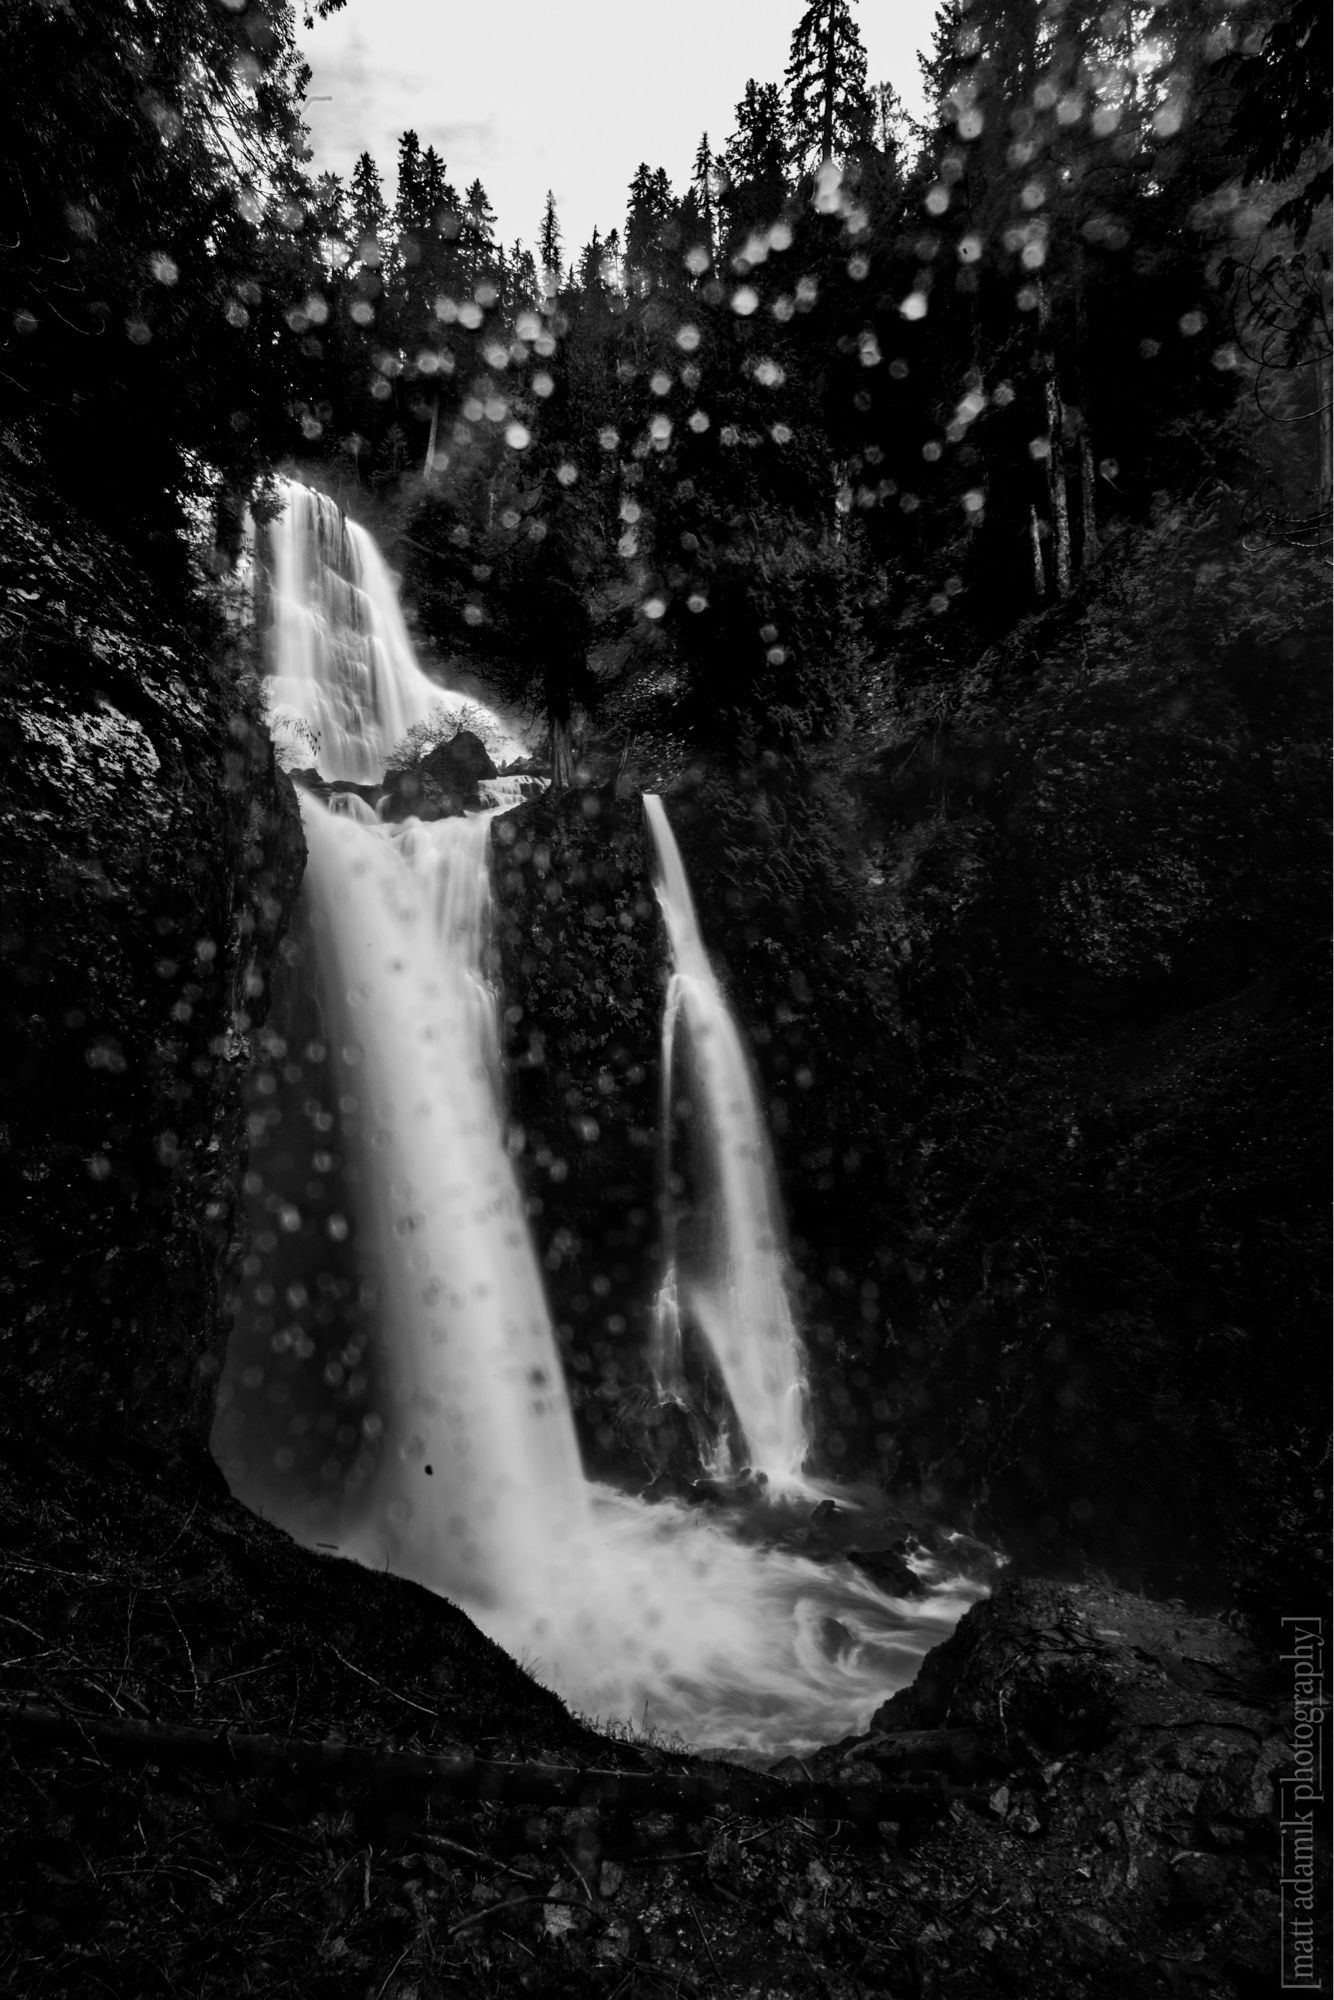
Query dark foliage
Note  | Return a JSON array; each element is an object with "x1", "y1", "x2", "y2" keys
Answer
[{"x1": 0, "y1": 0, "x2": 333, "y2": 564}]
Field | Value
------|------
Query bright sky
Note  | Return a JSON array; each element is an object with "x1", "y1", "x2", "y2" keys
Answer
[{"x1": 299, "y1": 0, "x2": 941, "y2": 260}]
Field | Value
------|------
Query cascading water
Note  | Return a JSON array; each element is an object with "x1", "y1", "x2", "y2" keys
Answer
[
  {"x1": 263, "y1": 480, "x2": 525, "y2": 780},
  {"x1": 215, "y1": 484, "x2": 988, "y2": 1760},
  {"x1": 298, "y1": 803, "x2": 588, "y2": 1606},
  {"x1": 644, "y1": 795, "x2": 813, "y2": 1491}
]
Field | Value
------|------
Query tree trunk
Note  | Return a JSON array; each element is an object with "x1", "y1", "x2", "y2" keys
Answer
[
  {"x1": 1318, "y1": 349, "x2": 1332, "y2": 521},
  {"x1": 1029, "y1": 505, "x2": 1046, "y2": 601},
  {"x1": 549, "y1": 713, "x2": 574, "y2": 793},
  {"x1": 1036, "y1": 279, "x2": 1073, "y2": 596},
  {"x1": 822, "y1": 1, "x2": 838, "y2": 162},
  {"x1": 1078, "y1": 423, "x2": 1099, "y2": 568},
  {"x1": 1071, "y1": 243, "x2": 1097, "y2": 570}
]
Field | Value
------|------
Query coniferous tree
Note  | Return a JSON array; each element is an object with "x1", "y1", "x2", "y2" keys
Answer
[
  {"x1": 625, "y1": 164, "x2": 675, "y2": 288},
  {"x1": 603, "y1": 229, "x2": 624, "y2": 288},
  {"x1": 348, "y1": 152, "x2": 391, "y2": 266},
  {"x1": 539, "y1": 190, "x2": 563, "y2": 296},
  {"x1": 872, "y1": 82, "x2": 915, "y2": 173},
  {"x1": 577, "y1": 229, "x2": 607, "y2": 293},
  {"x1": 691, "y1": 133, "x2": 718, "y2": 264},
  {"x1": 720, "y1": 82, "x2": 791, "y2": 239},
  {"x1": 461, "y1": 179, "x2": 499, "y2": 293},
  {"x1": 395, "y1": 130, "x2": 424, "y2": 233},
  {"x1": 675, "y1": 186, "x2": 710, "y2": 269},
  {"x1": 0, "y1": 0, "x2": 339, "y2": 558},
  {"x1": 310, "y1": 172, "x2": 349, "y2": 263},
  {"x1": 504, "y1": 239, "x2": 541, "y2": 315},
  {"x1": 785, "y1": 0, "x2": 874, "y2": 169}
]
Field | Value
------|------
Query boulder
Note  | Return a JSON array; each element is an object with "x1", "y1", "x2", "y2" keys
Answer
[
  {"x1": 380, "y1": 729, "x2": 497, "y2": 823},
  {"x1": 869, "y1": 1574, "x2": 1277, "y2": 1753},
  {"x1": 845, "y1": 1544, "x2": 923, "y2": 1597},
  {"x1": 422, "y1": 728, "x2": 496, "y2": 790},
  {"x1": 799, "y1": 1573, "x2": 1319, "y2": 1996}
]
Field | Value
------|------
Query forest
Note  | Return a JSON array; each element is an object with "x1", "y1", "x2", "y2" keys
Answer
[{"x1": 1, "y1": 0, "x2": 1330, "y2": 1994}]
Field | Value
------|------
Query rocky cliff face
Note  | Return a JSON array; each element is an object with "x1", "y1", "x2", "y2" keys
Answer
[
  {"x1": 567, "y1": 504, "x2": 1329, "y2": 1614},
  {"x1": 491, "y1": 781, "x2": 669, "y2": 1475},
  {"x1": 0, "y1": 447, "x2": 305, "y2": 1454}
]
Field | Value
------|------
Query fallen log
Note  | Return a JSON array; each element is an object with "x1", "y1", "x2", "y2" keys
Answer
[{"x1": 0, "y1": 1701, "x2": 983, "y2": 1827}]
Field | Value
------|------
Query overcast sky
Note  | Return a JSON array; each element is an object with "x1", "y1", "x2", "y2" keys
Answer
[{"x1": 299, "y1": 0, "x2": 941, "y2": 261}]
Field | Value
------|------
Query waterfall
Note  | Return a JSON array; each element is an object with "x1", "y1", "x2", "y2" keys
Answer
[
  {"x1": 644, "y1": 795, "x2": 813, "y2": 1491},
  {"x1": 263, "y1": 480, "x2": 524, "y2": 780},
  {"x1": 215, "y1": 483, "x2": 988, "y2": 1761},
  {"x1": 301, "y1": 802, "x2": 589, "y2": 1604},
  {"x1": 214, "y1": 797, "x2": 588, "y2": 1604}
]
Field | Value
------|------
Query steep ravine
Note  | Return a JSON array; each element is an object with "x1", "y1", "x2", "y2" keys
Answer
[{"x1": 1, "y1": 459, "x2": 1325, "y2": 1995}]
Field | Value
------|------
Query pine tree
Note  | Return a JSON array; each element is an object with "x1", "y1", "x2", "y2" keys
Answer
[
  {"x1": 691, "y1": 133, "x2": 717, "y2": 263},
  {"x1": 626, "y1": 164, "x2": 675, "y2": 286},
  {"x1": 676, "y1": 186, "x2": 710, "y2": 268},
  {"x1": 872, "y1": 82, "x2": 914, "y2": 172},
  {"x1": 577, "y1": 229, "x2": 606, "y2": 293},
  {"x1": 720, "y1": 82, "x2": 791, "y2": 236},
  {"x1": 311, "y1": 171, "x2": 347, "y2": 243},
  {"x1": 539, "y1": 191, "x2": 562, "y2": 295},
  {"x1": 420, "y1": 148, "x2": 460, "y2": 232},
  {"x1": 785, "y1": 0, "x2": 874, "y2": 169},
  {"x1": 395, "y1": 129, "x2": 424, "y2": 233},
  {"x1": 505, "y1": 240, "x2": 541, "y2": 314},
  {"x1": 462, "y1": 178, "x2": 498, "y2": 288},
  {"x1": 348, "y1": 151, "x2": 390, "y2": 266},
  {"x1": 309, "y1": 170, "x2": 349, "y2": 283},
  {"x1": 602, "y1": 228, "x2": 624, "y2": 291}
]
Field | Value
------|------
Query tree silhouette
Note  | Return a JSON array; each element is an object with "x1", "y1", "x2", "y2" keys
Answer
[
  {"x1": 785, "y1": 0, "x2": 874, "y2": 169},
  {"x1": 721, "y1": 82, "x2": 791, "y2": 239},
  {"x1": 539, "y1": 191, "x2": 563, "y2": 295}
]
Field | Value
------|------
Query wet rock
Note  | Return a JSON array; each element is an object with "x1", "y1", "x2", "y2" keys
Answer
[
  {"x1": 1168, "y1": 1850, "x2": 1236, "y2": 1919},
  {"x1": 824, "y1": 1572, "x2": 1326, "y2": 1996},
  {"x1": 425, "y1": 728, "x2": 497, "y2": 787},
  {"x1": 490, "y1": 784, "x2": 662, "y2": 1465},
  {"x1": 379, "y1": 766, "x2": 462, "y2": 821},
  {"x1": 0, "y1": 454, "x2": 304, "y2": 1450},
  {"x1": 376, "y1": 729, "x2": 498, "y2": 823},
  {"x1": 845, "y1": 1545, "x2": 922, "y2": 1597},
  {"x1": 861, "y1": 1728, "x2": 1008, "y2": 1783},
  {"x1": 1054, "y1": 1908, "x2": 1131, "y2": 1971},
  {"x1": 871, "y1": 1574, "x2": 1275, "y2": 1756}
]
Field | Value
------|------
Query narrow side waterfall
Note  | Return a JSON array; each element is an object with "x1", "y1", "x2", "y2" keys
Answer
[
  {"x1": 263, "y1": 480, "x2": 524, "y2": 780},
  {"x1": 644, "y1": 794, "x2": 813, "y2": 1491},
  {"x1": 216, "y1": 483, "x2": 988, "y2": 1761}
]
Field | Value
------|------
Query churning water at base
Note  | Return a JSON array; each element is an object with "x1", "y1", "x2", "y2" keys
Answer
[
  {"x1": 216, "y1": 484, "x2": 986, "y2": 1760},
  {"x1": 481, "y1": 1489, "x2": 977, "y2": 1758}
]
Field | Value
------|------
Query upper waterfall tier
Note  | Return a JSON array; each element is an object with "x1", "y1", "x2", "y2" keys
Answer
[{"x1": 263, "y1": 481, "x2": 525, "y2": 782}]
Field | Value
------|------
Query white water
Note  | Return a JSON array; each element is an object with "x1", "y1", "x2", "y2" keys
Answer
[
  {"x1": 644, "y1": 795, "x2": 814, "y2": 1492},
  {"x1": 294, "y1": 801, "x2": 589, "y2": 1607},
  {"x1": 219, "y1": 485, "x2": 986, "y2": 1760},
  {"x1": 263, "y1": 480, "x2": 525, "y2": 779}
]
